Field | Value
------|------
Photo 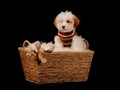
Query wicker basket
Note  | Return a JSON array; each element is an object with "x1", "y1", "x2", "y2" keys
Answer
[{"x1": 18, "y1": 40, "x2": 94, "y2": 84}]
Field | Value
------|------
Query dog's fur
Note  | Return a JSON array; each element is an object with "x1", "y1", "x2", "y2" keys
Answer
[{"x1": 53, "y1": 11, "x2": 88, "y2": 52}]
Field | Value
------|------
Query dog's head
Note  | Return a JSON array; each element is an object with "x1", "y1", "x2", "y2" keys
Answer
[{"x1": 54, "y1": 11, "x2": 80, "y2": 33}]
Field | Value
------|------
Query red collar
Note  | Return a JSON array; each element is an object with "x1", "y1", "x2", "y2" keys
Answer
[{"x1": 58, "y1": 29, "x2": 76, "y2": 38}]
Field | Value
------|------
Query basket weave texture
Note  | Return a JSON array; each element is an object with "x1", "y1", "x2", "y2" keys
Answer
[{"x1": 18, "y1": 40, "x2": 94, "y2": 84}]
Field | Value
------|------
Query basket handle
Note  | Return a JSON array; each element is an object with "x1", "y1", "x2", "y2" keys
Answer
[
  {"x1": 22, "y1": 40, "x2": 31, "y2": 48},
  {"x1": 22, "y1": 40, "x2": 34, "y2": 52},
  {"x1": 84, "y1": 39, "x2": 89, "y2": 49}
]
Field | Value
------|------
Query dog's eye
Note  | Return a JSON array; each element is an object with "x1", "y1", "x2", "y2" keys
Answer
[{"x1": 66, "y1": 20, "x2": 70, "y2": 23}]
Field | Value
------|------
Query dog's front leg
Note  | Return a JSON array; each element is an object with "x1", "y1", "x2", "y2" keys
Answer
[
  {"x1": 71, "y1": 36, "x2": 87, "y2": 51},
  {"x1": 53, "y1": 36, "x2": 64, "y2": 52}
]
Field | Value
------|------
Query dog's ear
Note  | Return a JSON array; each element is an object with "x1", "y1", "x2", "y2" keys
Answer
[
  {"x1": 74, "y1": 16, "x2": 80, "y2": 28},
  {"x1": 54, "y1": 18, "x2": 57, "y2": 27}
]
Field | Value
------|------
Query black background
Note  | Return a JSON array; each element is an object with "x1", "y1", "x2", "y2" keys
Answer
[{"x1": 14, "y1": 0, "x2": 117, "y2": 90}]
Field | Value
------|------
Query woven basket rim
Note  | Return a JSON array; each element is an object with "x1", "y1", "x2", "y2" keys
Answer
[{"x1": 18, "y1": 47, "x2": 94, "y2": 54}]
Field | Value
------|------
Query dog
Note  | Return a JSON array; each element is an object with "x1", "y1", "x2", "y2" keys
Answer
[{"x1": 53, "y1": 11, "x2": 88, "y2": 52}]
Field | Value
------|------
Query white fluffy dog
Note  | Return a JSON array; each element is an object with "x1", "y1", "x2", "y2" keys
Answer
[{"x1": 53, "y1": 11, "x2": 88, "y2": 52}]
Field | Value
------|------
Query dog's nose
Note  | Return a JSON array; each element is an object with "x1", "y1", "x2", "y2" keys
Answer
[{"x1": 62, "y1": 26, "x2": 65, "y2": 29}]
